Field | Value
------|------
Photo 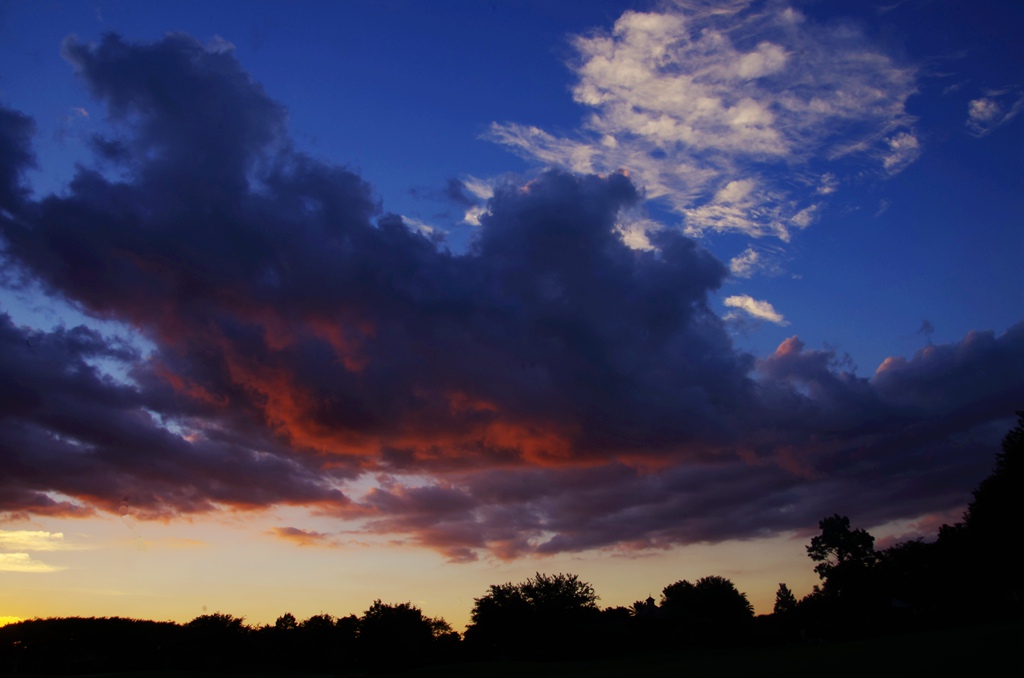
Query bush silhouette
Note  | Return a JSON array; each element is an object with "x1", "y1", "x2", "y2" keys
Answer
[{"x1": 465, "y1": 572, "x2": 601, "y2": 659}]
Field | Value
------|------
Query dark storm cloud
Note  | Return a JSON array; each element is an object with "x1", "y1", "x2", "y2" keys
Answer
[
  {"x1": 61, "y1": 33, "x2": 288, "y2": 197},
  {"x1": 0, "y1": 106, "x2": 36, "y2": 210},
  {"x1": 353, "y1": 323, "x2": 1022, "y2": 560},
  {"x1": 2, "y1": 33, "x2": 750, "y2": 469},
  {"x1": 0, "y1": 313, "x2": 349, "y2": 518},
  {"x1": 0, "y1": 33, "x2": 1021, "y2": 559}
]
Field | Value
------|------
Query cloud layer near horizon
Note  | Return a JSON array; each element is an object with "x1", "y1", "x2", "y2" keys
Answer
[{"x1": 0, "y1": 32, "x2": 1021, "y2": 562}]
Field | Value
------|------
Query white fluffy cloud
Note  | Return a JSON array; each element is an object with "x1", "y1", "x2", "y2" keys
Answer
[
  {"x1": 488, "y1": 0, "x2": 918, "y2": 243},
  {"x1": 0, "y1": 552, "x2": 65, "y2": 573},
  {"x1": 733, "y1": 246, "x2": 770, "y2": 278},
  {"x1": 882, "y1": 132, "x2": 921, "y2": 174},
  {"x1": 966, "y1": 89, "x2": 1024, "y2": 137},
  {"x1": 724, "y1": 294, "x2": 789, "y2": 325},
  {"x1": 729, "y1": 244, "x2": 784, "y2": 278},
  {"x1": 459, "y1": 175, "x2": 495, "y2": 226},
  {"x1": 0, "y1": 530, "x2": 86, "y2": 551},
  {"x1": 401, "y1": 216, "x2": 436, "y2": 236},
  {"x1": 729, "y1": 247, "x2": 761, "y2": 278}
]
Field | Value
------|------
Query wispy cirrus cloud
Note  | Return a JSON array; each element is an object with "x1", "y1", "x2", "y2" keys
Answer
[
  {"x1": 729, "y1": 247, "x2": 763, "y2": 278},
  {"x1": 487, "y1": 0, "x2": 918, "y2": 244},
  {"x1": 728, "y1": 245, "x2": 783, "y2": 279}
]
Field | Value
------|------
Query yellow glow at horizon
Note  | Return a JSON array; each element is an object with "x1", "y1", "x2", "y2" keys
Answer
[{"x1": 0, "y1": 509, "x2": 838, "y2": 632}]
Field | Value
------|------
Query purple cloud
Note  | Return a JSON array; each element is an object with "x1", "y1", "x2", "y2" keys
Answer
[{"x1": 0, "y1": 34, "x2": 1020, "y2": 561}]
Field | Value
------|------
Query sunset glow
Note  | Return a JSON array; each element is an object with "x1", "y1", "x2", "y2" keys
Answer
[{"x1": 0, "y1": 0, "x2": 1020, "y2": 634}]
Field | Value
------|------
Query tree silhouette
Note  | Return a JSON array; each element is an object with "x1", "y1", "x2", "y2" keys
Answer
[
  {"x1": 274, "y1": 612, "x2": 297, "y2": 630},
  {"x1": 358, "y1": 600, "x2": 451, "y2": 672},
  {"x1": 0, "y1": 617, "x2": 181, "y2": 675},
  {"x1": 875, "y1": 537, "x2": 939, "y2": 616},
  {"x1": 469, "y1": 572, "x2": 598, "y2": 629},
  {"x1": 185, "y1": 612, "x2": 246, "y2": 633},
  {"x1": 465, "y1": 572, "x2": 600, "y2": 659},
  {"x1": 264, "y1": 612, "x2": 299, "y2": 670},
  {"x1": 296, "y1": 614, "x2": 342, "y2": 671},
  {"x1": 806, "y1": 514, "x2": 877, "y2": 595},
  {"x1": 659, "y1": 576, "x2": 754, "y2": 645},
  {"x1": 774, "y1": 583, "x2": 797, "y2": 615},
  {"x1": 183, "y1": 613, "x2": 249, "y2": 670},
  {"x1": 938, "y1": 411, "x2": 1024, "y2": 610},
  {"x1": 661, "y1": 576, "x2": 754, "y2": 621},
  {"x1": 962, "y1": 412, "x2": 1022, "y2": 540}
]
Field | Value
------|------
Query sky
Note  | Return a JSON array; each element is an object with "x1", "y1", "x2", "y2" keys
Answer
[{"x1": 0, "y1": 0, "x2": 1021, "y2": 630}]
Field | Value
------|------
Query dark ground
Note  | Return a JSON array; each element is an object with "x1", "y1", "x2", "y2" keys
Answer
[{"x1": 69, "y1": 619, "x2": 1022, "y2": 678}]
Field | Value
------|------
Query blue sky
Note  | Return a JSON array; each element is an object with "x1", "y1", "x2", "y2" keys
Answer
[
  {"x1": 3, "y1": 0, "x2": 1020, "y2": 369},
  {"x1": 0, "y1": 0, "x2": 1021, "y2": 627}
]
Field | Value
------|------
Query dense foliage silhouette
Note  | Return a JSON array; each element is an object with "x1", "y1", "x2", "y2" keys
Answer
[
  {"x1": 806, "y1": 514, "x2": 878, "y2": 596},
  {"x1": 359, "y1": 600, "x2": 458, "y2": 672},
  {"x1": 660, "y1": 575, "x2": 754, "y2": 644},
  {"x1": 464, "y1": 572, "x2": 602, "y2": 660},
  {"x1": 774, "y1": 583, "x2": 797, "y2": 615},
  {"x1": 939, "y1": 411, "x2": 1023, "y2": 608}
]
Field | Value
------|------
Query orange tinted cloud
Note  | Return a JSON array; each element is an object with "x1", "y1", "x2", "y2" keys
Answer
[
  {"x1": 1, "y1": 32, "x2": 1021, "y2": 563},
  {"x1": 268, "y1": 526, "x2": 336, "y2": 547}
]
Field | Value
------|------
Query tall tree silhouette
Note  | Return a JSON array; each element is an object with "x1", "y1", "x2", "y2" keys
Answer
[
  {"x1": 939, "y1": 411, "x2": 1024, "y2": 609},
  {"x1": 806, "y1": 514, "x2": 877, "y2": 596},
  {"x1": 774, "y1": 583, "x2": 797, "y2": 615},
  {"x1": 962, "y1": 412, "x2": 1023, "y2": 539}
]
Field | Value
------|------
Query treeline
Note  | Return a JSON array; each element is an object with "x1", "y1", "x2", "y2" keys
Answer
[
  {"x1": 769, "y1": 411, "x2": 1023, "y2": 642},
  {"x1": 0, "y1": 602, "x2": 458, "y2": 676},
  {"x1": 1, "y1": 414, "x2": 1020, "y2": 675}
]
